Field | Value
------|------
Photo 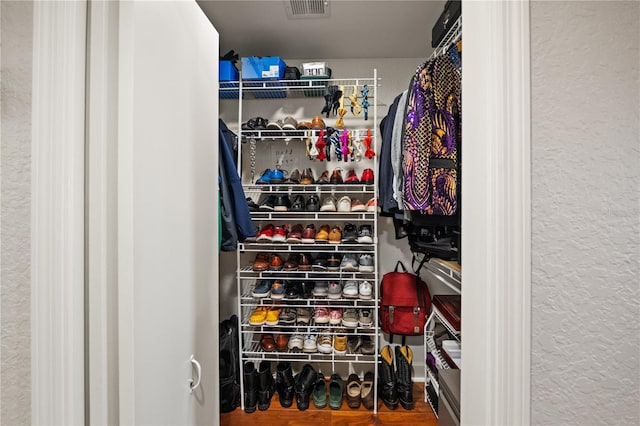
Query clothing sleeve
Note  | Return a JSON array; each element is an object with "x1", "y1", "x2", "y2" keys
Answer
[{"x1": 391, "y1": 90, "x2": 408, "y2": 206}]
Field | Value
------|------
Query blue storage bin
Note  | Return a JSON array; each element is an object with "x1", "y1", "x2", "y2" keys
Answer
[
  {"x1": 241, "y1": 56, "x2": 286, "y2": 80},
  {"x1": 219, "y1": 60, "x2": 239, "y2": 82}
]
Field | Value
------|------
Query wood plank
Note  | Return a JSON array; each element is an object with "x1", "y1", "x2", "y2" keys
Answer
[{"x1": 220, "y1": 382, "x2": 438, "y2": 426}]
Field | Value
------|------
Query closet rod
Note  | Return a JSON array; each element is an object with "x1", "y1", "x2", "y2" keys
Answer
[{"x1": 429, "y1": 15, "x2": 462, "y2": 59}]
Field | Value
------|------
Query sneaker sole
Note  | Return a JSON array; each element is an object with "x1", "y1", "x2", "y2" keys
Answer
[
  {"x1": 271, "y1": 293, "x2": 285, "y2": 300},
  {"x1": 356, "y1": 237, "x2": 373, "y2": 244},
  {"x1": 286, "y1": 237, "x2": 302, "y2": 243},
  {"x1": 258, "y1": 206, "x2": 274, "y2": 211},
  {"x1": 333, "y1": 349, "x2": 347, "y2": 355},
  {"x1": 342, "y1": 319, "x2": 358, "y2": 328},
  {"x1": 273, "y1": 206, "x2": 288, "y2": 212},
  {"x1": 359, "y1": 321, "x2": 372, "y2": 328},
  {"x1": 251, "y1": 292, "x2": 271, "y2": 298},
  {"x1": 329, "y1": 318, "x2": 342, "y2": 325},
  {"x1": 343, "y1": 293, "x2": 359, "y2": 299},
  {"x1": 359, "y1": 294, "x2": 372, "y2": 300},
  {"x1": 303, "y1": 347, "x2": 317, "y2": 353},
  {"x1": 328, "y1": 240, "x2": 341, "y2": 244},
  {"x1": 265, "y1": 320, "x2": 280, "y2": 326},
  {"x1": 319, "y1": 206, "x2": 336, "y2": 212},
  {"x1": 366, "y1": 206, "x2": 377, "y2": 212},
  {"x1": 351, "y1": 206, "x2": 367, "y2": 212},
  {"x1": 301, "y1": 238, "x2": 316, "y2": 244},
  {"x1": 312, "y1": 292, "x2": 328, "y2": 297},
  {"x1": 340, "y1": 265, "x2": 359, "y2": 272},
  {"x1": 271, "y1": 236, "x2": 287, "y2": 242},
  {"x1": 256, "y1": 236, "x2": 273, "y2": 242},
  {"x1": 328, "y1": 294, "x2": 342, "y2": 300},
  {"x1": 358, "y1": 266, "x2": 374, "y2": 272},
  {"x1": 314, "y1": 318, "x2": 330, "y2": 324},
  {"x1": 337, "y1": 207, "x2": 352, "y2": 212},
  {"x1": 317, "y1": 347, "x2": 332, "y2": 355}
]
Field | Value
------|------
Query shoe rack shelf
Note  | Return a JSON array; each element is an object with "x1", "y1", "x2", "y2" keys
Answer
[
  {"x1": 423, "y1": 259, "x2": 461, "y2": 417},
  {"x1": 221, "y1": 78, "x2": 377, "y2": 100},
  {"x1": 243, "y1": 341, "x2": 377, "y2": 364},
  {"x1": 238, "y1": 242, "x2": 376, "y2": 253},
  {"x1": 250, "y1": 211, "x2": 375, "y2": 222},
  {"x1": 243, "y1": 184, "x2": 375, "y2": 193},
  {"x1": 235, "y1": 70, "x2": 380, "y2": 413},
  {"x1": 238, "y1": 265, "x2": 375, "y2": 280},
  {"x1": 240, "y1": 295, "x2": 378, "y2": 309},
  {"x1": 238, "y1": 129, "x2": 377, "y2": 140}
]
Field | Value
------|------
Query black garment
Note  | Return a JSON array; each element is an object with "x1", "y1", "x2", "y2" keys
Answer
[{"x1": 379, "y1": 93, "x2": 403, "y2": 217}]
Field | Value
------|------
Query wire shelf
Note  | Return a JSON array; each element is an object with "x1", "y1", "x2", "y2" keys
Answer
[
  {"x1": 243, "y1": 184, "x2": 375, "y2": 194},
  {"x1": 238, "y1": 242, "x2": 376, "y2": 253},
  {"x1": 429, "y1": 15, "x2": 462, "y2": 60},
  {"x1": 240, "y1": 296, "x2": 378, "y2": 309},
  {"x1": 249, "y1": 211, "x2": 376, "y2": 222},
  {"x1": 238, "y1": 264, "x2": 375, "y2": 279},
  {"x1": 241, "y1": 340, "x2": 378, "y2": 363}
]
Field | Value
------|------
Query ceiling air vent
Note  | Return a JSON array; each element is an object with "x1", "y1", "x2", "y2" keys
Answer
[{"x1": 285, "y1": 0, "x2": 330, "y2": 19}]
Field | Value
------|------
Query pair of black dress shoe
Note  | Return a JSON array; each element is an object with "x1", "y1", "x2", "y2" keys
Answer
[{"x1": 258, "y1": 195, "x2": 290, "y2": 212}]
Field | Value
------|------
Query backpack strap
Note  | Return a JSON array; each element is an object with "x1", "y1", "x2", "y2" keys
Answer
[
  {"x1": 394, "y1": 260, "x2": 408, "y2": 272},
  {"x1": 412, "y1": 252, "x2": 431, "y2": 277}
]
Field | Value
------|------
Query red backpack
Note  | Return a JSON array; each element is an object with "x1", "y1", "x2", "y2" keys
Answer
[{"x1": 380, "y1": 261, "x2": 432, "y2": 336}]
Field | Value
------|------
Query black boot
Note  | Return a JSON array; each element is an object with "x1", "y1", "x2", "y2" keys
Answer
[
  {"x1": 379, "y1": 345, "x2": 398, "y2": 410},
  {"x1": 275, "y1": 362, "x2": 295, "y2": 408},
  {"x1": 294, "y1": 363, "x2": 317, "y2": 411},
  {"x1": 257, "y1": 360, "x2": 274, "y2": 410},
  {"x1": 395, "y1": 345, "x2": 414, "y2": 410},
  {"x1": 243, "y1": 361, "x2": 259, "y2": 413}
]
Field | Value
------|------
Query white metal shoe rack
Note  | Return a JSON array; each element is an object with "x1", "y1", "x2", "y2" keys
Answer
[{"x1": 221, "y1": 70, "x2": 381, "y2": 413}]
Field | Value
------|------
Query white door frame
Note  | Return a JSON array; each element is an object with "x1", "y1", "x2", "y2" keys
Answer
[
  {"x1": 461, "y1": 1, "x2": 531, "y2": 424},
  {"x1": 31, "y1": 1, "x2": 531, "y2": 424},
  {"x1": 31, "y1": 1, "x2": 87, "y2": 424}
]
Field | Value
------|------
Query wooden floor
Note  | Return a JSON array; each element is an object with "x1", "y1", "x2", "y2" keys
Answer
[{"x1": 220, "y1": 382, "x2": 437, "y2": 426}]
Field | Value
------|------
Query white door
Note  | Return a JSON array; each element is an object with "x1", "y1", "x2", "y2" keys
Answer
[{"x1": 116, "y1": 1, "x2": 219, "y2": 424}]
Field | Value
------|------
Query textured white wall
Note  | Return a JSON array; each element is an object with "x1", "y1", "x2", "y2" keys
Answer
[
  {"x1": 531, "y1": 2, "x2": 640, "y2": 425},
  {"x1": 0, "y1": 1, "x2": 33, "y2": 424}
]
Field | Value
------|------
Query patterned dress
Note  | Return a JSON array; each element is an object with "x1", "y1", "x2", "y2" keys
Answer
[{"x1": 402, "y1": 47, "x2": 461, "y2": 214}]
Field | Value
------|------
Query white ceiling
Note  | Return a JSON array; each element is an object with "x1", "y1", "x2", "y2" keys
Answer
[{"x1": 197, "y1": 0, "x2": 446, "y2": 60}]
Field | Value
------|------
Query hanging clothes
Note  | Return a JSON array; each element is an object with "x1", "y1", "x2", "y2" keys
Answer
[
  {"x1": 219, "y1": 119, "x2": 255, "y2": 251},
  {"x1": 402, "y1": 47, "x2": 461, "y2": 215},
  {"x1": 378, "y1": 92, "x2": 404, "y2": 216}
]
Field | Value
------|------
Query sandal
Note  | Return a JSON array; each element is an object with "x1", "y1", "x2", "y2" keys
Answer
[
  {"x1": 348, "y1": 85, "x2": 362, "y2": 116},
  {"x1": 340, "y1": 129, "x2": 350, "y2": 162},
  {"x1": 364, "y1": 129, "x2": 375, "y2": 159},
  {"x1": 316, "y1": 130, "x2": 327, "y2": 161},
  {"x1": 335, "y1": 85, "x2": 348, "y2": 128},
  {"x1": 361, "y1": 85, "x2": 369, "y2": 121}
]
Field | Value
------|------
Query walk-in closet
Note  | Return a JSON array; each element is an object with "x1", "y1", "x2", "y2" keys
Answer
[{"x1": 206, "y1": 1, "x2": 462, "y2": 424}]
